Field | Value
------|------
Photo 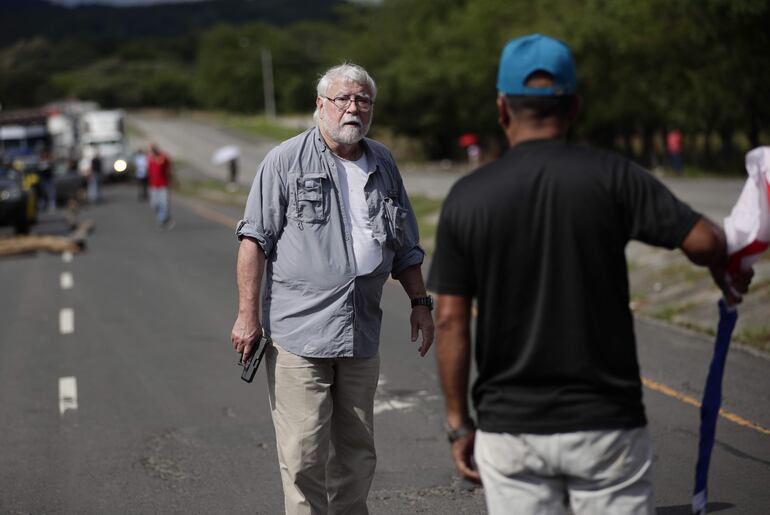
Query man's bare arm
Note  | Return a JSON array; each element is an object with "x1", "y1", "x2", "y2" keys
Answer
[
  {"x1": 435, "y1": 294, "x2": 480, "y2": 482},
  {"x1": 231, "y1": 237, "x2": 266, "y2": 358},
  {"x1": 436, "y1": 294, "x2": 473, "y2": 429},
  {"x1": 680, "y1": 217, "x2": 753, "y2": 304}
]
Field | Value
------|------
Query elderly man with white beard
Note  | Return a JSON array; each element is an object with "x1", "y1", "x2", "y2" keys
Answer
[{"x1": 231, "y1": 63, "x2": 434, "y2": 515}]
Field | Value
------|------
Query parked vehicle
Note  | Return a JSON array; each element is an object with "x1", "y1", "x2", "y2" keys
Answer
[
  {"x1": 47, "y1": 113, "x2": 77, "y2": 161},
  {"x1": 0, "y1": 124, "x2": 49, "y2": 161}
]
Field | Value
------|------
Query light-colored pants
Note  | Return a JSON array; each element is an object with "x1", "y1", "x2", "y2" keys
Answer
[
  {"x1": 266, "y1": 343, "x2": 380, "y2": 515},
  {"x1": 149, "y1": 186, "x2": 170, "y2": 225},
  {"x1": 474, "y1": 427, "x2": 654, "y2": 515},
  {"x1": 87, "y1": 174, "x2": 101, "y2": 203}
]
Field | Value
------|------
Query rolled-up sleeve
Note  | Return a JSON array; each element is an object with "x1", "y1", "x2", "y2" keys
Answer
[
  {"x1": 391, "y1": 172, "x2": 425, "y2": 276},
  {"x1": 235, "y1": 148, "x2": 287, "y2": 257}
]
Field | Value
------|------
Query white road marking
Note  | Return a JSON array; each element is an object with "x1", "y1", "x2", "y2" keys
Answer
[
  {"x1": 59, "y1": 376, "x2": 78, "y2": 415},
  {"x1": 60, "y1": 272, "x2": 73, "y2": 290},
  {"x1": 373, "y1": 374, "x2": 438, "y2": 415},
  {"x1": 62, "y1": 251, "x2": 73, "y2": 263},
  {"x1": 374, "y1": 398, "x2": 420, "y2": 415},
  {"x1": 59, "y1": 308, "x2": 74, "y2": 334}
]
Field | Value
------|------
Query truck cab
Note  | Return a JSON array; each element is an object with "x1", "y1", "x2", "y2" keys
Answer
[{"x1": 79, "y1": 110, "x2": 130, "y2": 179}]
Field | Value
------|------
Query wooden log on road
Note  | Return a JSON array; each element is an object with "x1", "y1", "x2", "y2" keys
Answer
[{"x1": 0, "y1": 220, "x2": 95, "y2": 257}]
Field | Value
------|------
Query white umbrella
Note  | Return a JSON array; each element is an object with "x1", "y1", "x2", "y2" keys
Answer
[{"x1": 211, "y1": 144, "x2": 240, "y2": 165}]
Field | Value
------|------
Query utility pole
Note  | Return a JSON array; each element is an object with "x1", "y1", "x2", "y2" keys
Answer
[{"x1": 261, "y1": 48, "x2": 276, "y2": 120}]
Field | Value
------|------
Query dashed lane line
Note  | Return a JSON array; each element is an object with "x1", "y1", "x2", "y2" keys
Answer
[
  {"x1": 59, "y1": 308, "x2": 74, "y2": 335},
  {"x1": 62, "y1": 251, "x2": 73, "y2": 263},
  {"x1": 58, "y1": 376, "x2": 78, "y2": 415},
  {"x1": 60, "y1": 271, "x2": 74, "y2": 290}
]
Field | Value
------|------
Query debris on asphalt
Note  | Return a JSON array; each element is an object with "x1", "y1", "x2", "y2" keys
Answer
[{"x1": 0, "y1": 219, "x2": 95, "y2": 257}]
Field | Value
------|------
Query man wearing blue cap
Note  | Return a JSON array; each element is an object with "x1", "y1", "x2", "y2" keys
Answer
[{"x1": 428, "y1": 34, "x2": 749, "y2": 514}]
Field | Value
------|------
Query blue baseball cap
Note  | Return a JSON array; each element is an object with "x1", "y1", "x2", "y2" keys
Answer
[{"x1": 496, "y1": 33, "x2": 577, "y2": 96}]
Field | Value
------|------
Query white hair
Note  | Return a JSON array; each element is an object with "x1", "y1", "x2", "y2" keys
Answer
[{"x1": 313, "y1": 63, "x2": 377, "y2": 123}]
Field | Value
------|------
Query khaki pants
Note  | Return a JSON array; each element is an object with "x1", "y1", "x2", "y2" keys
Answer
[
  {"x1": 266, "y1": 343, "x2": 380, "y2": 515},
  {"x1": 474, "y1": 427, "x2": 654, "y2": 515}
]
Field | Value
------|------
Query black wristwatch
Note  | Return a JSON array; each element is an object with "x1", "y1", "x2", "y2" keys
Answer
[
  {"x1": 410, "y1": 295, "x2": 434, "y2": 310},
  {"x1": 446, "y1": 422, "x2": 476, "y2": 443}
]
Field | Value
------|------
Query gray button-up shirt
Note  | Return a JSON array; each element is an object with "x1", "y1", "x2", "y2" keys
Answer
[{"x1": 236, "y1": 127, "x2": 424, "y2": 358}]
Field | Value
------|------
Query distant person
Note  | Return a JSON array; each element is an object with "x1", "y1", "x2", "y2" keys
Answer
[
  {"x1": 133, "y1": 149, "x2": 148, "y2": 201},
  {"x1": 459, "y1": 132, "x2": 482, "y2": 167},
  {"x1": 428, "y1": 33, "x2": 753, "y2": 515},
  {"x1": 667, "y1": 128, "x2": 684, "y2": 174},
  {"x1": 88, "y1": 150, "x2": 103, "y2": 204},
  {"x1": 228, "y1": 157, "x2": 238, "y2": 188},
  {"x1": 230, "y1": 63, "x2": 434, "y2": 515},
  {"x1": 37, "y1": 149, "x2": 56, "y2": 212},
  {"x1": 147, "y1": 144, "x2": 174, "y2": 229}
]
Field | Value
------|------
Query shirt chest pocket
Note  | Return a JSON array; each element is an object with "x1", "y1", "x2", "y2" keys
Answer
[
  {"x1": 383, "y1": 195, "x2": 409, "y2": 250},
  {"x1": 289, "y1": 171, "x2": 330, "y2": 224}
]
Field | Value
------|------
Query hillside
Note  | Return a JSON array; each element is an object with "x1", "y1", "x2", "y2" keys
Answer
[{"x1": 0, "y1": 0, "x2": 343, "y2": 46}]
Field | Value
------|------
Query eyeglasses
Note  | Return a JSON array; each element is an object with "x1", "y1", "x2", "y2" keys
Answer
[{"x1": 323, "y1": 95, "x2": 373, "y2": 112}]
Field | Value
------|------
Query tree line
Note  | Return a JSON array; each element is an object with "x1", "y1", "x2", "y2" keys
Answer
[{"x1": 1, "y1": 0, "x2": 767, "y2": 170}]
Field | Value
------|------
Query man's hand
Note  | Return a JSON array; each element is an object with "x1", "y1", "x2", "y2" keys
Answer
[
  {"x1": 411, "y1": 306, "x2": 434, "y2": 356},
  {"x1": 710, "y1": 261, "x2": 754, "y2": 306},
  {"x1": 394, "y1": 263, "x2": 434, "y2": 356},
  {"x1": 231, "y1": 313, "x2": 262, "y2": 362},
  {"x1": 451, "y1": 431, "x2": 481, "y2": 483},
  {"x1": 717, "y1": 266, "x2": 754, "y2": 305}
]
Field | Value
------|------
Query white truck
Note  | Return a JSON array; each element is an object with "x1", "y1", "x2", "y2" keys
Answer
[
  {"x1": 79, "y1": 109, "x2": 130, "y2": 179},
  {"x1": 46, "y1": 100, "x2": 98, "y2": 161}
]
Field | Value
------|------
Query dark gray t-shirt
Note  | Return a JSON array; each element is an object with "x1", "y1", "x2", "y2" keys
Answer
[{"x1": 428, "y1": 139, "x2": 700, "y2": 434}]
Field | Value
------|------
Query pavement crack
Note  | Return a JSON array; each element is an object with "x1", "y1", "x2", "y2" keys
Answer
[{"x1": 139, "y1": 429, "x2": 198, "y2": 482}]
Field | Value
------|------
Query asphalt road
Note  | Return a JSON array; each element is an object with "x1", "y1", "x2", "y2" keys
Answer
[
  {"x1": 130, "y1": 114, "x2": 278, "y2": 188},
  {"x1": 0, "y1": 184, "x2": 485, "y2": 514},
  {"x1": 3, "y1": 112, "x2": 768, "y2": 513},
  {"x1": 1, "y1": 182, "x2": 768, "y2": 514}
]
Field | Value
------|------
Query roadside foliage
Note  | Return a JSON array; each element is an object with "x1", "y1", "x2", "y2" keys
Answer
[{"x1": 0, "y1": 0, "x2": 767, "y2": 168}]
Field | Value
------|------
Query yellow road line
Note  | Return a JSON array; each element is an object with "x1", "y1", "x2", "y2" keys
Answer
[
  {"x1": 179, "y1": 196, "x2": 238, "y2": 228},
  {"x1": 642, "y1": 376, "x2": 770, "y2": 436}
]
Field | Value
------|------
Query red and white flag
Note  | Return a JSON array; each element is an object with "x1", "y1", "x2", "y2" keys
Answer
[
  {"x1": 692, "y1": 147, "x2": 770, "y2": 515},
  {"x1": 724, "y1": 146, "x2": 770, "y2": 272}
]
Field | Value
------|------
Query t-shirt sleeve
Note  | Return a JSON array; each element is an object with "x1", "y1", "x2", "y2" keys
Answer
[
  {"x1": 619, "y1": 161, "x2": 701, "y2": 249},
  {"x1": 427, "y1": 191, "x2": 475, "y2": 296}
]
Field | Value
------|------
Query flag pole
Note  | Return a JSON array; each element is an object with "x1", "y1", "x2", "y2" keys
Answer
[{"x1": 691, "y1": 299, "x2": 738, "y2": 514}]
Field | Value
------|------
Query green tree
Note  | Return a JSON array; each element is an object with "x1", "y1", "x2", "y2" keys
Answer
[
  {"x1": 194, "y1": 22, "x2": 332, "y2": 114},
  {"x1": 50, "y1": 59, "x2": 195, "y2": 108}
]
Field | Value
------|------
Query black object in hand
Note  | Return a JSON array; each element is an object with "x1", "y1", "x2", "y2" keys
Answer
[{"x1": 238, "y1": 335, "x2": 271, "y2": 383}]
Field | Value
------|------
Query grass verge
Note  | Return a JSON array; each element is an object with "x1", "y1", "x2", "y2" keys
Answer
[{"x1": 221, "y1": 114, "x2": 306, "y2": 142}]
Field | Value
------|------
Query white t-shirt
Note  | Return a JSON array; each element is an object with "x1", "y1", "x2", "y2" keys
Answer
[{"x1": 333, "y1": 153, "x2": 383, "y2": 276}]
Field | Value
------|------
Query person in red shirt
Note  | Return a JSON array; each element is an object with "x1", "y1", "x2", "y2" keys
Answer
[
  {"x1": 667, "y1": 129, "x2": 683, "y2": 174},
  {"x1": 147, "y1": 144, "x2": 174, "y2": 229}
]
